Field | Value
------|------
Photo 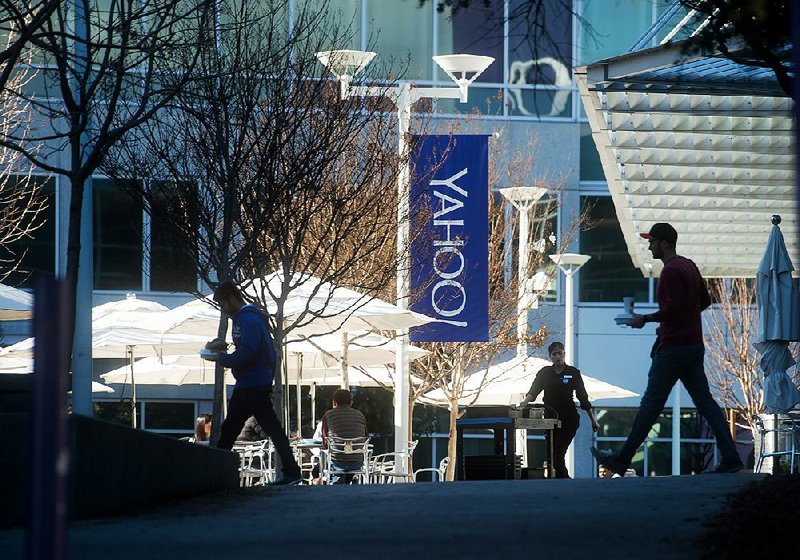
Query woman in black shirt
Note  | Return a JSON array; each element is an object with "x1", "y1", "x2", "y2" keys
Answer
[{"x1": 521, "y1": 341, "x2": 600, "y2": 478}]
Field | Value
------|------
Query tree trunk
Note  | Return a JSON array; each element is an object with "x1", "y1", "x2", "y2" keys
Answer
[
  {"x1": 446, "y1": 398, "x2": 458, "y2": 481},
  {"x1": 210, "y1": 313, "x2": 229, "y2": 446}
]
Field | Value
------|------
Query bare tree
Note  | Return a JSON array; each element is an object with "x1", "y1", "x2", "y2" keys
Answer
[
  {"x1": 0, "y1": 0, "x2": 215, "y2": 408},
  {"x1": 104, "y1": 0, "x2": 403, "y2": 441},
  {"x1": 0, "y1": 1, "x2": 60, "y2": 90},
  {"x1": 0, "y1": 35, "x2": 47, "y2": 281},
  {"x1": 704, "y1": 278, "x2": 800, "y2": 432},
  {"x1": 678, "y1": 0, "x2": 792, "y2": 98}
]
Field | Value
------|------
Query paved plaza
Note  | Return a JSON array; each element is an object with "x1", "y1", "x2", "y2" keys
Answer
[{"x1": 1, "y1": 474, "x2": 758, "y2": 559}]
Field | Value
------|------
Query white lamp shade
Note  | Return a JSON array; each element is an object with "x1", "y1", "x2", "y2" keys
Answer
[
  {"x1": 433, "y1": 54, "x2": 494, "y2": 86},
  {"x1": 316, "y1": 49, "x2": 376, "y2": 79},
  {"x1": 549, "y1": 253, "x2": 591, "y2": 268}
]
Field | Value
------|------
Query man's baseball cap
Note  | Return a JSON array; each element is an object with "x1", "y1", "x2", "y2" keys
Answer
[{"x1": 640, "y1": 223, "x2": 677, "y2": 243}]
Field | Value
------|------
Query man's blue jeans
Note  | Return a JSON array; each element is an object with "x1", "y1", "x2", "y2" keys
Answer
[
  {"x1": 330, "y1": 460, "x2": 363, "y2": 484},
  {"x1": 617, "y1": 344, "x2": 740, "y2": 469}
]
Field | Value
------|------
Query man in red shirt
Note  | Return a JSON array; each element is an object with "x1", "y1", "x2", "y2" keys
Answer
[{"x1": 592, "y1": 223, "x2": 744, "y2": 476}]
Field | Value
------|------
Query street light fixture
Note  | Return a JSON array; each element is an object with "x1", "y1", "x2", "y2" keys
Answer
[
  {"x1": 500, "y1": 187, "x2": 548, "y2": 358},
  {"x1": 548, "y1": 253, "x2": 591, "y2": 366},
  {"x1": 549, "y1": 252, "x2": 590, "y2": 476},
  {"x1": 317, "y1": 49, "x2": 494, "y2": 461}
]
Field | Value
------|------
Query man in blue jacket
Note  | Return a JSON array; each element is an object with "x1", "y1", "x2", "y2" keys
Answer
[{"x1": 205, "y1": 281, "x2": 301, "y2": 485}]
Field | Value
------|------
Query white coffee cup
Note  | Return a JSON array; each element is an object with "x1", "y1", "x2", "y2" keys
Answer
[{"x1": 623, "y1": 297, "x2": 634, "y2": 315}]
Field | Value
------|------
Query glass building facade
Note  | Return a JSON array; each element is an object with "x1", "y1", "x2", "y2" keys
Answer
[{"x1": 3, "y1": 1, "x2": 742, "y2": 475}]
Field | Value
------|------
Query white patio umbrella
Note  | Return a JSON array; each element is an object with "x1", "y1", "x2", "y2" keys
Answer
[
  {"x1": 1, "y1": 328, "x2": 207, "y2": 428},
  {"x1": 100, "y1": 357, "x2": 394, "y2": 388},
  {"x1": 755, "y1": 217, "x2": 800, "y2": 414},
  {"x1": 160, "y1": 275, "x2": 437, "y2": 338},
  {"x1": 256, "y1": 274, "x2": 437, "y2": 432},
  {"x1": 0, "y1": 282, "x2": 32, "y2": 320},
  {"x1": 292, "y1": 365, "x2": 396, "y2": 387},
  {"x1": 1, "y1": 294, "x2": 207, "y2": 427},
  {"x1": 421, "y1": 355, "x2": 638, "y2": 407},
  {"x1": 101, "y1": 355, "x2": 234, "y2": 386},
  {"x1": 0, "y1": 328, "x2": 206, "y2": 360},
  {"x1": 92, "y1": 293, "x2": 169, "y2": 322},
  {"x1": 0, "y1": 356, "x2": 114, "y2": 393},
  {"x1": 89, "y1": 381, "x2": 115, "y2": 394},
  {"x1": 161, "y1": 275, "x2": 436, "y2": 386},
  {"x1": 285, "y1": 332, "x2": 429, "y2": 370},
  {"x1": 0, "y1": 355, "x2": 34, "y2": 373},
  {"x1": 286, "y1": 332, "x2": 429, "y2": 433}
]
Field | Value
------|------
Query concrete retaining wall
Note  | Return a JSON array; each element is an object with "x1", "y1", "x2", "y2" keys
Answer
[{"x1": 2, "y1": 409, "x2": 239, "y2": 526}]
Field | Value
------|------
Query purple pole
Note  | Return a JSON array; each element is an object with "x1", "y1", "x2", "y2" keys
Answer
[{"x1": 28, "y1": 275, "x2": 71, "y2": 560}]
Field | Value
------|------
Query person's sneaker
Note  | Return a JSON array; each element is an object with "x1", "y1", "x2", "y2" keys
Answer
[
  {"x1": 590, "y1": 447, "x2": 626, "y2": 476},
  {"x1": 268, "y1": 474, "x2": 303, "y2": 486},
  {"x1": 706, "y1": 461, "x2": 744, "y2": 474}
]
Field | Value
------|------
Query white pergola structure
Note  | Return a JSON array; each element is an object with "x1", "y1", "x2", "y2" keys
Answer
[{"x1": 576, "y1": 41, "x2": 796, "y2": 278}]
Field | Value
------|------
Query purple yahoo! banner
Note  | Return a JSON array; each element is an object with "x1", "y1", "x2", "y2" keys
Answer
[{"x1": 409, "y1": 134, "x2": 489, "y2": 342}]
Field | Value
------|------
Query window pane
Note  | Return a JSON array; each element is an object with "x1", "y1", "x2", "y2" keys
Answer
[
  {"x1": 594, "y1": 408, "x2": 637, "y2": 438},
  {"x1": 509, "y1": 0, "x2": 573, "y2": 70},
  {"x1": 679, "y1": 409, "x2": 705, "y2": 439},
  {"x1": 508, "y1": 87, "x2": 571, "y2": 118},
  {"x1": 316, "y1": 0, "x2": 361, "y2": 51},
  {"x1": 93, "y1": 400, "x2": 140, "y2": 427},
  {"x1": 645, "y1": 441, "x2": 672, "y2": 476},
  {"x1": 298, "y1": 0, "x2": 361, "y2": 69},
  {"x1": 93, "y1": 178, "x2": 143, "y2": 290},
  {"x1": 680, "y1": 442, "x2": 715, "y2": 475},
  {"x1": 144, "y1": 401, "x2": 195, "y2": 430},
  {"x1": 580, "y1": 122, "x2": 605, "y2": 181},
  {"x1": 507, "y1": 0, "x2": 573, "y2": 118},
  {"x1": 436, "y1": 0, "x2": 504, "y2": 83},
  {"x1": 1, "y1": 175, "x2": 56, "y2": 288},
  {"x1": 597, "y1": 409, "x2": 674, "y2": 439},
  {"x1": 579, "y1": 196, "x2": 648, "y2": 302},
  {"x1": 365, "y1": 0, "x2": 433, "y2": 80},
  {"x1": 578, "y1": 0, "x2": 653, "y2": 65},
  {"x1": 149, "y1": 183, "x2": 197, "y2": 292},
  {"x1": 435, "y1": 87, "x2": 504, "y2": 116}
]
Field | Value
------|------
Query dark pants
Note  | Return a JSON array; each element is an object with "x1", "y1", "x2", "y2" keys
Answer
[
  {"x1": 549, "y1": 412, "x2": 579, "y2": 479},
  {"x1": 617, "y1": 344, "x2": 740, "y2": 470},
  {"x1": 217, "y1": 386, "x2": 300, "y2": 477}
]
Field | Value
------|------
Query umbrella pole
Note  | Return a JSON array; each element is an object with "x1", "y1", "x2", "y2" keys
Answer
[
  {"x1": 296, "y1": 353, "x2": 302, "y2": 437},
  {"x1": 311, "y1": 383, "x2": 316, "y2": 429},
  {"x1": 129, "y1": 346, "x2": 137, "y2": 429},
  {"x1": 341, "y1": 332, "x2": 349, "y2": 389}
]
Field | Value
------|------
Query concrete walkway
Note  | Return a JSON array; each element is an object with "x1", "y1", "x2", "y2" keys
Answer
[{"x1": 1, "y1": 474, "x2": 758, "y2": 559}]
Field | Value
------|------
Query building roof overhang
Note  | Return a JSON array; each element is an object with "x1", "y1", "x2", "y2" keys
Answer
[{"x1": 577, "y1": 41, "x2": 796, "y2": 278}]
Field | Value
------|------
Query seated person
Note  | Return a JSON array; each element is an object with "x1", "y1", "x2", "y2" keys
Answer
[
  {"x1": 190, "y1": 414, "x2": 212, "y2": 444},
  {"x1": 236, "y1": 415, "x2": 268, "y2": 442},
  {"x1": 321, "y1": 389, "x2": 368, "y2": 484}
]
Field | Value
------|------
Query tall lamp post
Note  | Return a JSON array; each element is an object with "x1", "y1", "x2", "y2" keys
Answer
[
  {"x1": 317, "y1": 50, "x2": 494, "y2": 459},
  {"x1": 549, "y1": 253, "x2": 591, "y2": 365},
  {"x1": 500, "y1": 187, "x2": 548, "y2": 359},
  {"x1": 549, "y1": 252, "x2": 590, "y2": 476}
]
